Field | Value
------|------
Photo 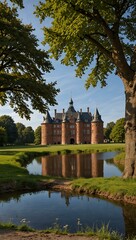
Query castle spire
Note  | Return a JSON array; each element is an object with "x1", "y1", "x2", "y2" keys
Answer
[
  {"x1": 43, "y1": 110, "x2": 52, "y2": 123},
  {"x1": 69, "y1": 98, "x2": 73, "y2": 105},
  {"x1": 66, "y1": 98, "x2": 76, "y2": 113},
  {"x1": 92, "y1": 108, "x2": 102, "y2": 122}
]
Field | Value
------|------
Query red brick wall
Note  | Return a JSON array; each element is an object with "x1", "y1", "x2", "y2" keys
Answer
[
  {"x1": 91, "y1": 121, "x2": 104, "y2": 144},
  {"x1": 41, "y1": 123, "x2": 53, "y2": 145},
  {"x1": 61, "y1": 122, "x2": 69, "y2": 144},
  {"x1": 76, "y1": 122, "x2": 84, "y2": 144}
]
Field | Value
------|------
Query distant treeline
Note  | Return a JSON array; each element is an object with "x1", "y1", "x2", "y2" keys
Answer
[{"x1": 0, "y1": 115, "x2": 41, "y2": 146}]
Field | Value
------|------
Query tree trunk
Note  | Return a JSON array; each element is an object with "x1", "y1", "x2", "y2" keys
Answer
[{"x1": 123, "y1": 78, "x2": 136, "y2": 178}]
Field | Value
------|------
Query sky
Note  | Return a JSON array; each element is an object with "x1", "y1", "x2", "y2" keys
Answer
[{"x1": 1, "y1": 0, "x2": 125, "y2": 130}]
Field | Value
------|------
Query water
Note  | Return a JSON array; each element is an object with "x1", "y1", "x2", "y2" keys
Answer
[
  {"x1": 0, "y1": 190, "x2": 136, "y2": 237},
  {"x1": 1, "y1": 152, "x2": 134, "y2": 237},
  {"x1": 26, "y1": 152, "x2": 122, "y2": 178}
]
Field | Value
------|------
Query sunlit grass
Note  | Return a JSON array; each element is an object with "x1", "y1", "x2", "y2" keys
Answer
[
  {"x1": 0, "y1": 221, "x2": 136, "y2": 240},
  {"x1": 71, "y1": 177, "x2": 136, "y2": 196},
  {"x1": 0, "y1": 143, "x2": 125, "y2": 153}
]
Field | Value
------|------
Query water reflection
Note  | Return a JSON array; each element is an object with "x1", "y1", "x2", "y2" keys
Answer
[
  {"x1": 0, "y1": 190, "x2": 136, "y2": 237},
  {"x1": 42, "y1": 154, "x2": 103, "y2": 178},
  {"x1": 27, "y1": 152, "x2": 122, "y2": 178}
]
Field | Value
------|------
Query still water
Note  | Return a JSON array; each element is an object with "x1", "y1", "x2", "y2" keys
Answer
[
  {"x1": 27, "y1": 151, "x2": 122, "y2": 178},
  {"x1": 0, "y1": 152, "x2": 135, "y2": 237},
  {"x1": 0, "y1": 190, "x2": 136, "y2": 236}
]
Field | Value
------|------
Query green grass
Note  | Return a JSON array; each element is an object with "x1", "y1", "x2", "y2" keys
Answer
[
  {"x1": 0, "y1": 222, "x2": 136, "y2": 240},
  {"x1": 71, "y1": 177, "x2": 136, "y2": 197},
  {"x1": 0, "y1": 143, "x2": 125, "y2": 154}
]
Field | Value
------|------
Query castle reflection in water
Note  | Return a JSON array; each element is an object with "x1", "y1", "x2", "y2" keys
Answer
[{"x1": 41, "y1": 153, "x2": 103, "y2": 178}]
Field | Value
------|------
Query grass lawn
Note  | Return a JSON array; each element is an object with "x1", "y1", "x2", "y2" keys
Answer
[{"x1": 0, "y1": 143, "x2": 125, "y2": 153}]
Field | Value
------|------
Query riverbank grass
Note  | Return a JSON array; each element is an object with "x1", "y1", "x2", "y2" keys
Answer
[
  {"x1": 0, "y1": 222, "x2": 135, "y2": 240},
  {"x1": 71, "y1": 177, "x2": 136, "y2": 197}
]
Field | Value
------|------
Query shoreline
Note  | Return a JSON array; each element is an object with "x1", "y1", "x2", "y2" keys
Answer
[{"x1": 1, "y1": 179, "x2": 136, "y2": 205}]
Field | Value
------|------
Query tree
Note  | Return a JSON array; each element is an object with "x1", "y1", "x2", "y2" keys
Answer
[
  {"x1": 35, "y1": 0, "x2": 136, "y2": 178},
  {"x1": 0, "y1": 126, "x2": 7, "y2": 146},
  {"x1": 110, "y1": 118, "x2": 125, "y2": 143},
  {"x1": 0, "y1": 2, "x2": 59, "y2": 120},
  {"x1": 34, "y1": 126, "x2": 41, "y2": 145},
  {"x1": 104, "y1": 122, "x2": 115, "y2": 141},
  {"x1": 23, "y1": 126, "x2": 34, "y2": 144},
  {"x1": 16, "y1": 122, "x2": 25, "y2": 145},
  {"x1": 0, "y1": 115, "x2": 17, "y2": 144}
]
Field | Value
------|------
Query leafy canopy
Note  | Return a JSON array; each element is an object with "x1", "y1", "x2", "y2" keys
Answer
[
  {"x1": 0, "y1": 115, "x2": 17, "y2": 144},
  {"x1": 0, "y1": 126, "x2": 7, "y2": 146},
  {"x1": 110, "y1": 118, "x2": 125, "y2": 142},
  {"x1": 35, "y1": 0, "x2": 136, "y2": 88},
  {"x1": 34, "y1": 126, "x2": 41, "y2": 145},
  {"x1": 104, "y1": 121, "x2": 115, "y2": 140},
  {"x1": 0, "y1": 1, "x2": 59, "y2": 119}
]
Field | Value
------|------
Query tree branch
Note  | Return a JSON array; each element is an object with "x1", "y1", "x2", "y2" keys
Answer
[{"x1": 81, "y1": 34, "x2": 113, "y2": 60}]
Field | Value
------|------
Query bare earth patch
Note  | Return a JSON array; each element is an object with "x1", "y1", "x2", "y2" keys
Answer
[{"x1": 0, "y1": 230, "x2": 98, "y2": 240}]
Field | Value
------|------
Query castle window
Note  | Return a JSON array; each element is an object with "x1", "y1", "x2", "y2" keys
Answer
[
  {"x1": 70, "y1": 130, "x2": 75, "y2": 135},
  {"x1": 57, "y1": 130, "x2": 61, "y2": 134}
]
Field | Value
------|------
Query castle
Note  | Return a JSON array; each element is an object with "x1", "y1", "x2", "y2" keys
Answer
[{"x1": 41, "y1": 98, "x2": 104, "y2": 145}]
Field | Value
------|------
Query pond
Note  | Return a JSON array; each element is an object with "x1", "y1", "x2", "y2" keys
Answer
[
  {"x1": 26, "y1": 151, "x2": 122, "y2": 178},
  {"x1": 1, "y1": 152, "x2": 135, "y2": 237},
  {"x1": 0, "y1": 190, "x2": 136, "y2": 237}
]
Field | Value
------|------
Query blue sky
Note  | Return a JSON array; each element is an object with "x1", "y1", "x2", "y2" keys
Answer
[{"x1": 2, "y1": 0, "x2": 125, "y2": 129}]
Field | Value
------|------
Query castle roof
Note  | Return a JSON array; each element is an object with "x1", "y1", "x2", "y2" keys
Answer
[
  {"x1": 43, "y1": 110, "x2": 52, "y2": 123},
  {"x1": 76, "y1": 111, "x2": 82, "y2": 122},
  {"x1": 92, "y1": 108, "x2": 103, "y2": 122},
  {"x1": 54, "y1": 99, "x2": 92, "y2": 123},
  {"x1": 66, "y1": 98, "x2": 76, "y2": 113},
  {"x1": 42, "y1": 99, "x2": 97, "y2": 124}
]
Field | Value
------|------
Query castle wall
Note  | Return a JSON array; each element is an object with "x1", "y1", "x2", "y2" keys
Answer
[
  {"x1": 61, "y1": 122, "x2": 69, "y2": 144},
  {"x1": 41, "y1": 123, "x2": 46, "y2": 145},
  {"x1": 52, "y1": 124, "x2": 61, "y2": 144},
  {"x1": 76, "y1": 122, "x2": 84, "y2": 144},
  {"x1": 41, "y1": 121, "x2": 104, "y2": 145},
  {"x1": 91, "y1": 121, "x2": 104, "y2": 144},
  {"x1": 41, "y1": 123, "x2": 53, "y2": 145},
  {"x1": 83, "y1": 123, "x2": 91, "y2": 144}
]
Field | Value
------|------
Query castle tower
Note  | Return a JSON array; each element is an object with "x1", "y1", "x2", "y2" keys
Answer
[
  {"x1": 76, "y1": 111, "x2": 83, "y2": 144},
  {"x1": 61, "y1": 113, "x2": 69, "y2": 144},
  {"x1": 41, "y1": 111, "x2": 53, "y2": 145},
  {"x1": 91, "y1": 108, "x2": 104, "y2": 144}
]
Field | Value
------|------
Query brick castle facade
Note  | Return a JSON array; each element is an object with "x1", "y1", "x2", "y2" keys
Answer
[{"x1": 41, "y1": 98, "x2": 104, "y2": 145}]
